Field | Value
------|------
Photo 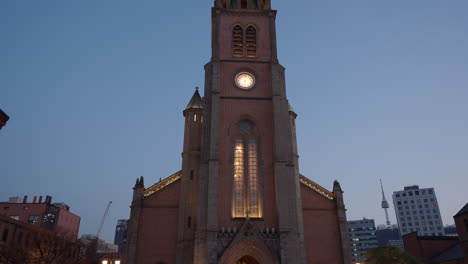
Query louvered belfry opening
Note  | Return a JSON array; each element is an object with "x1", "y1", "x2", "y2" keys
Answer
[
  {"x1": 232, "y1": 25, "x2": 257, "y2": 58},
  {"x1": 232, "y1": 25, "x2": 244, "y2": 57},
  {"x1": 245, "y1": 26, "x2": 257, "y2": 57}
]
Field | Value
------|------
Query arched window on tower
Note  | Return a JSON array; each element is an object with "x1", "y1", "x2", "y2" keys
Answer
[
  {"x1": 232, "y1": 120, "x2": 262, "y2": 218},
  {"x1": 232, "y1": 25, "x2": 243, "y2": 57},
  {"x1": 245, "y1": 26, "x2": 257, "y2": 57}
]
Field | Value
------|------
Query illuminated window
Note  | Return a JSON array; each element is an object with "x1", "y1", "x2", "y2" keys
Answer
[
  {"x1": 232, "y1": 25, "x2": 243, "y2": 57},
  {"x1": 28, "y1": 215, "x2": 39, "y2": 224},
  {"x1": 232, "y1": 120, "x2": 262, "y2": 218}
]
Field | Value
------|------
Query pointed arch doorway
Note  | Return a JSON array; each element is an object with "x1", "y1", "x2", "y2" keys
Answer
[
  {"x1": 219, "y1": 239, "x2": 277, "y2": 264},
  {"x1": 236, "y1": 255, "x2": 260, "y2": 264}
]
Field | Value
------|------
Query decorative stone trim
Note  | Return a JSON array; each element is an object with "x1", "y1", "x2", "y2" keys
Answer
[
  {"x1": 143, "y1": 171, "x2": 182, "y2": 197},
  {"x1": 300, "y1": 175, "x2": 335, "y2": 200}
]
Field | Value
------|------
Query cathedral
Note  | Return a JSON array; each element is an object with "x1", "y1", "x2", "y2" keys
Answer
[{"x1": 125, "y1": 0, "x2": 352, "y2": 263}]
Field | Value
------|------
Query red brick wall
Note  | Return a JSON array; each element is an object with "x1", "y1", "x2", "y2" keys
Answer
[
  {"x1": 0, "y1": 202, "x2": 47, "y2": 226},
  {"x1": 301, "y1": 184, "x2": 344, "y2": 264},
  {"x1": 56, "y1": 209, "x2": 80, "y2": 241},
  {"x1": 403, "y1": 232, "x2": 459, "y2": 259},
  {"x1": 136, "y1": 181, "x2": 180, "y2": 264}
]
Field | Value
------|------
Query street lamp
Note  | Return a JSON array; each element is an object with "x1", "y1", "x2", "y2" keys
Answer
[{"x1": 101, "y1": 260, "x2": 121, "y2": 264}]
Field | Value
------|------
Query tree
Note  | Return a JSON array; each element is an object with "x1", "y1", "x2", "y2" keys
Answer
[
  {"x1": 364, "y1": 247, "x2": 432, "y2": 264},
  {"x1": 0, "y1": 229, "x2": 95, "y2": 264}
]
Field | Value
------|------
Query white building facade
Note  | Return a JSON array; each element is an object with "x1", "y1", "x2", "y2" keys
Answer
[{"x1": 393, "y1": 185, "x2": 445, "y2": 236}]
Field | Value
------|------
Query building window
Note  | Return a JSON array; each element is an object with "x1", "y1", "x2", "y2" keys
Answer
[
  {"x1": 245, "y1": 26, "x2": 257, "y2": 57},
  {"x1": 10, "y1": 216, "x2": 19, "y2": 220},
  {"x1": 28, "y1": 215, "x2": 39, "y2": 224},
  {"x1": 232, "y1": 120, "x2": 262, "y2": 218},
  {"x1": 232, "y1": 25, "x2": 243, "y2": 57},
  {"x1": 2, "y1": 229, "x2": 8, "y2": 242},
  {"x1": 232, "y1": 25, "x2": 257, "y2": 58}
]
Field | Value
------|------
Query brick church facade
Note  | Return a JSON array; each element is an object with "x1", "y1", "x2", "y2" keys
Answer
[{"x1": 125, "y1": 0, "x2": 352, "y2": 263}]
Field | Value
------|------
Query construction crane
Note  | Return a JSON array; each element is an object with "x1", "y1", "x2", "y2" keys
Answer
[
  {"x1": 96, "y1": 201, "x2": 112, "y2": 240},
  {"x1": 89, "y1": 201, "x2": 112, "y2": 257}
]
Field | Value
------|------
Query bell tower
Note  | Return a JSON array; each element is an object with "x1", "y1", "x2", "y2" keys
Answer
[{"x1": 194, "y1": 0, "x2": 306, "y2": 263}]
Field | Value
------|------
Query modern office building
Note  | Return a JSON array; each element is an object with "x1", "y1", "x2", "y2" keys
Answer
[
  {"x1": 393, "y1": 185, "x2": 445, "y2": 236},
  {"x1": 348, "y1": 218, "x2": 378, "y2": 263},
  {"x1": 376, "y1": 224, "x2": 402, "y2": 247},
  {"x1": 114, "y1": 219, "x2": 128, "y2": 252}
]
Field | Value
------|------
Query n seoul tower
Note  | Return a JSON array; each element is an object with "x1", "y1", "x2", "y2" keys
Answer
[{"x1": 380, "y1": 179, "x2": 391, "y2": 226}]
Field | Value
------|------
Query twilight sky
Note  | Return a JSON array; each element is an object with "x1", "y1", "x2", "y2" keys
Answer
[{"x1": 1, "y1": 0, "x2": 467, "y2": 243}]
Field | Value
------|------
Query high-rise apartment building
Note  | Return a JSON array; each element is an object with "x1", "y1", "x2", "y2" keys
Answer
[{"x1": 393, "y1": 185, "x2": 445, "y2": 236}]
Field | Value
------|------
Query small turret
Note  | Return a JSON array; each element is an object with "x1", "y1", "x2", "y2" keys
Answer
[
  {"x1": 184, "y1": 88, "x2": 203, "y2": 114},
  {"x1": 176, "y1": 88, "x2": 204, "y2": 263},
  {"x1": 182, "y1": 88, "x2": 204, "y2": 152}
]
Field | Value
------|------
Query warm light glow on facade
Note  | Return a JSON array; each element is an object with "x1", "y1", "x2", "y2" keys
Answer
[{"x1": 232, "y1": 133, "x2": 262, "y2": 218}]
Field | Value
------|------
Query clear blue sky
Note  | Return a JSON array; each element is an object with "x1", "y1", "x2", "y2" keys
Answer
[{"x1": 1, "y1": 0, "x2": 467, "y2": 243}]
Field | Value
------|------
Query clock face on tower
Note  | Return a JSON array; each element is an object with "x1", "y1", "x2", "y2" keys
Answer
[{"x1": 235, "y1": 72, "x2": 255, "y2": 90}]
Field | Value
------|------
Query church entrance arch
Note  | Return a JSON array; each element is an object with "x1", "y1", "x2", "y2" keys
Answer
[{"x1": 219, "y1": 239, "x2": 277, "y2": 264}]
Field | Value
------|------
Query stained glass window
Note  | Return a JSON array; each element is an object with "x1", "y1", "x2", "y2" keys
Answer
[{"x1": 232, "y1": 120, "x2": 262, "y2": 218}]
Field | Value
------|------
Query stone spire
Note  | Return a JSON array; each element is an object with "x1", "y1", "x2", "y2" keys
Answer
[{"x1": 185, "y1": 88, "x2": 203, "y2": 112}]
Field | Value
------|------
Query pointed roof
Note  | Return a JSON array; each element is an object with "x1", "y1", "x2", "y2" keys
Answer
[
  {"x1": 454, "y1": 202, "x2": 468, "y2": 217},
  {"x1": 185, "y1": 88, "x2": 203, "y2": 110}
]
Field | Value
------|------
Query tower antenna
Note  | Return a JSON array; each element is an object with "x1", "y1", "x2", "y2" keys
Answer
[{"x1": 380, "y1": 179, "x2": 391, "y2": 226}]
